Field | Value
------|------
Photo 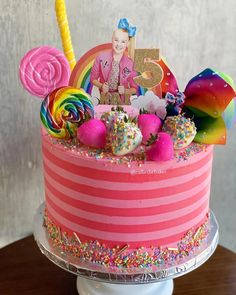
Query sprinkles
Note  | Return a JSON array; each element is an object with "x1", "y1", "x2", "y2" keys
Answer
[
  {"x1": 116, "y1": 244, "x2": 129, "y2": 256},
  {"x1": 45, "y1": 132, "x2": 208, "y2": 165},
  {"x1": 162, "y1": 115, "x2": 196, "y2": 149},
  {"x1": 174, "y1": 142, "x2": 207, "y2": 162},
  {"x1": 73, "y1": 232, "x2": 81, "y2": 244},
  {"x1": 44, "y1": 211, "x2": 210, "y2": 269}
]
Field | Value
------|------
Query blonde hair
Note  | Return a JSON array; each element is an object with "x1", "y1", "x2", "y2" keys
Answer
[
  {"x1": 113, "y1": 29, "x2": 136, "y2": 60},
  {"x1": 128, "y1": 36, "x2": 136, "y2": 61}
]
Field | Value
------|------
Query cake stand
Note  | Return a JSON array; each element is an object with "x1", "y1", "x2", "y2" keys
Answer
[{"x1": 34, "y1": 203, "x2": 219, "y2": 295}]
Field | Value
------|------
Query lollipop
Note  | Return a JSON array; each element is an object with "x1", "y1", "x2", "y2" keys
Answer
[
  {"x1": 40, "y1": 86, "x2": 94, "y2": 139},
  {"x1": 19, "y1": 46, "x2": 70, "y2": 98}
]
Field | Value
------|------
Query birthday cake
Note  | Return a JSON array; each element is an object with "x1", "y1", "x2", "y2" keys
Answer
[{"x1": 19, "y1": 3, "x2": 236, "y2": 269}]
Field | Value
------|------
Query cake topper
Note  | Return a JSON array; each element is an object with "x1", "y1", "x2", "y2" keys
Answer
[
  {"x1": 90, "y1": 19, "x2": 138, "y2": 105},
  {"x1": 18, "y1": 0, "x2": 236, "y2": 147}
]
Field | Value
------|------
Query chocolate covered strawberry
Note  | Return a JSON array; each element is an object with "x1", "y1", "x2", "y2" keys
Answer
[
  {"x1": 137, "y1": 114, "x2": 162, "y2": 144},
  {"x1": 146, "y1": 132, "x2": 174, "y2": 161},
  {"x1": 101, "y1": 106, "x2": 129, "y2": 132},
  {"x1": 77, "y1": 119, "x2": 106, "y2": 148},
  {"x1": 111, "y1": 121, "x2": 142, "y2": 156}
]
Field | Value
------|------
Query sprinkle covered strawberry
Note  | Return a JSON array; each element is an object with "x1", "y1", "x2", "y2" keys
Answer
[
  {"x1": 162, "y1": 115, "x2": 196, "y2": 149},
  {"x1": 111, "y1": 121, "x2": 142, "y2": 156},
  {"x1": 101, "y1": 106, "x2": 129, "y2": 132}
]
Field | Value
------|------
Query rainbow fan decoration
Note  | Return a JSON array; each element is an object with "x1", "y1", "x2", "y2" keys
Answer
[
  {"x1": 219, "y1": 71, "x2": 236, "y2": 129},
  {"x1": 184, "y1": 68, "x2": 236, "y2": 144}
]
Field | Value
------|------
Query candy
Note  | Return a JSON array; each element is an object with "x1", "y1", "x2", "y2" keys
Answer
[
  {"x1": 162, "y1": 115, "x2": 196, "y2": 149},
  {"x1": 40, "y1": 86, "x2": 94, "y2": 139},
  {"x1": 77, "y1": 119, "x2": 107, "y2": 149},
  {"x1": 19, "y1": 46, "x2": 70, "y2": 98},
  {"x1": 55, "y1": 0, "x2": 76, "y2": 70}
]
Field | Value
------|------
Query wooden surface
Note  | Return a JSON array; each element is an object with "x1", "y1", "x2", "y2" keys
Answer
[{"x1": 0, "y1": 236, "x2": 235, "y2": 295}]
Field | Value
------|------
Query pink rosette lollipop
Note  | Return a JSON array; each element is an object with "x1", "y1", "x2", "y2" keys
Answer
[{"x1": 19, "y1": 46, "x2": 70, "y2": 98}]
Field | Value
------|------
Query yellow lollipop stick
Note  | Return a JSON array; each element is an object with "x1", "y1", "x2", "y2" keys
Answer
[{"x1": 55, "y1": 0, "x2": 76, "y2": 71}]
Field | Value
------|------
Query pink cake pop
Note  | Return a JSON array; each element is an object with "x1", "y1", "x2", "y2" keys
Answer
[
  {"x1": 77, "y1": 119, "x2": 107, "y2": 149},
  {"x1": 137, "y1": 114, "x2": 162, "y2": 144},
  {"x1": 146, "y1": 132, "x2": 174, "y2": 161}
]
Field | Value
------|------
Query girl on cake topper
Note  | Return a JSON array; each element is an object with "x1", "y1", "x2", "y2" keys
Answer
[{"x1": 90, "y1": 18, "x2": 138, "y2": 104}]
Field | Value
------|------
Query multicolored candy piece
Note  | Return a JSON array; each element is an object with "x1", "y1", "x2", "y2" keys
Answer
[{"x1": 40, "y1": 86, "x2": 94, "y2": 139}]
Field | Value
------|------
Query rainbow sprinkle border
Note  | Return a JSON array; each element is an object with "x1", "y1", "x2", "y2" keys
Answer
[{"x1": 44, "y1": 211, "x2": 210, "y2": 269}]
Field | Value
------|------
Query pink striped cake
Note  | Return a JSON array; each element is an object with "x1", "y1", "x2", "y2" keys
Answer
[{"x1": 42, "y1": 128, "x2": 213, "y2": 268}]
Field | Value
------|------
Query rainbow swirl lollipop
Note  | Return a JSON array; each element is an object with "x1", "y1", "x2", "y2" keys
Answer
[
  {"x1": 19, "y1": 46, "x2": 70, "y2": 98},
  {"x1": 40, "y1": 86, "x2": 94, "y2": 139}
]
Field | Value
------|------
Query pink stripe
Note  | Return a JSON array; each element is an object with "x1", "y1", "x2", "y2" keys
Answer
[
  {"x1": 46, "y1": 195, "x2": 208, "y2": 233},
  {"x1": 45, "y1": 178, "x2": 210, "y2": 216},
  {"x1": 43, "y1": 156, "x2": 212, "y2": 191},
  {"x1": 44, "y1": 172, "x2": 212, "y2": 207},
  {"x1": 46, "y1": 202, "x2": 208, "y2": 242},
  {"x1": 42, "y1": 138, "x2": 213, "y2": 179},
  {"x1": 45, "y1": 179, "x2": 210, "y2": 216},
  {"x1": 44, "y1": 163, "x2": 212, "y2": 200},
  {"x1": 46, "y1": 209, "x2": 207, "y2": 248},
  {"x1": 46, "y1": 186, "x2": 209, "y2": 224}
]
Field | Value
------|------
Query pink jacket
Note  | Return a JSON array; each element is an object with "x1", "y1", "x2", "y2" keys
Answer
[{"x1": 90, "y1": 50, "x2": 138, "y2": 93}]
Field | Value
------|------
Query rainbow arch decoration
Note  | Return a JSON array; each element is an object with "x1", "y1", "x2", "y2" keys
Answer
[
  {"x1": 69, "y1": 43, "x2": 179, "y2": 99},
  {"x1": 69, "y1": 44, "x2": 109, "y2": 95}
]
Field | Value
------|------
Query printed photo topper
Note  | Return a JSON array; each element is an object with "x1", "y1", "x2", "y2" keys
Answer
[{"x1": 69, "y1": 18, "x2": 177, "y2": 106}]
